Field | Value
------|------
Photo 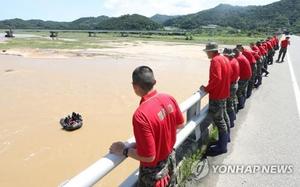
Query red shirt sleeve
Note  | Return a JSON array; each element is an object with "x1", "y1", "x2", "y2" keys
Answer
[
  {"x1": 133, "y1": 112, "x2": 156, "y2": 157},
  {"x1": 204, "y1": 59, "x2": 222, "y2": 93}
]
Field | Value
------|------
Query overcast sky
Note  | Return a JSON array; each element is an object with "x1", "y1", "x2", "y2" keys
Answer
[{"x1": 0, "y1": 0, "x2": 280, "y2": 21}]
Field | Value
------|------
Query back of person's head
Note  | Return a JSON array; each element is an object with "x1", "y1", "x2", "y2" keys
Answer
[
  {"x1": 132, "y1": 66, "x2": 156, "y2": 92},
  {"x1": 223, "y1": 48, "x2": 234, "y2": 57},
  {"x1": 233, "y1": 48, "x2": 240, "y2": 56},
  {"x1": 236, "y1": 44, "x2": 243, "y2": 51}
]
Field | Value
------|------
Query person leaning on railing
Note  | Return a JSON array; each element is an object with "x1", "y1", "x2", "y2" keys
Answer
[
  {"x1": 109, "y1": 66, "x2": 184, "y2": 187},
  {"x1": 223, "y1": 48, "x2": 240, "y2": 130},
  {"x1": 233, "y1": 47, "x2": 252, "y2": 111},
  {"x1": 236, "y1": 44, "x2": 257, "y2": 99},
  {"x1": 265, "y1": 37, "x2": 275, "y2": 65},
  {"x1": 256, "y1": 41, "x2": 269, "y2": 77},
  {"x1": 200, "y1": 42, "x2": 232, "y2": 156}
]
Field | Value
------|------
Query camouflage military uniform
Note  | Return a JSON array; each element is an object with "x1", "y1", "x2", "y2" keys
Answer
[
  {"x1": 255, "y1": 59, "x2": 263, "y2": 86},
  {"x1": 237, "y1": 80, "x2": 248, "y2": 98},
  {"x1": 204, "y1": 100, "x2": 228, "y2": 134},
  {"x1": 137, "y1": 151, "x2": 176, "y2": 187},
  {"x1": 262, "y1": 55, "x2": 268, "y2": 70},
  {"x1": 237, "y1": 80, "x2": 248, "y2": 109},
  {"x1": 226, "y1": 83, "x2": 238, "y2": 115},
  {"x1": 247, "y1": 63, "x2": 257, "y2": 98},
  {"x1": 268, "y1": 49, "x2": 275, "y2": 64}
]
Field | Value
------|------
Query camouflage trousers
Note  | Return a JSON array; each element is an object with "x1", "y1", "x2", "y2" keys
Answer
[
  {"x1": 262, "y1": 55, "x2": 268, "y2": 70},
  {"x1": 247, "y1": 63, "x2": 257, "y2": 97},
  {"x1": 278, "y1": 47, "x2": 287, "y2": 61},
  {"x1": 227, "y1": 83, "x2": 238, "y2": 114},
  {"x1": 203, "y1": 99, "x2": 228, "y2": 134},
  {"x1": 137, "y1": 151, "x2": 176, "y2": 187},
  {"x1": 237, "y1": 80, "x2": 249, "y2": 99},
  {"x1": 267, "y1": 50, "x2": 275, "y2": 64},
  {"x1": 255, "y1": 59, "x2": 263, "y2": 86},
  {"x1": 256, "y1": 59, "x2": 262, "y2": 77}
]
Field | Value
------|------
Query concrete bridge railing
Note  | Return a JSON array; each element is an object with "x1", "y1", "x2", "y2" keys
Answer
[{"x1": 60, "y1": 90, "x2": 209, "y2": 187}]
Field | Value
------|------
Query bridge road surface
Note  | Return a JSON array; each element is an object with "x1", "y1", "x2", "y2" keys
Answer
[{"x1": 196, "y1": 35, "x2": 300, "y2": 187}]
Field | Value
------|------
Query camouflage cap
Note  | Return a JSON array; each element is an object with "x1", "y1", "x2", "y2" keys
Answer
[{"x1": 203, "y1": 42, "x2": 219, "y2": 52}]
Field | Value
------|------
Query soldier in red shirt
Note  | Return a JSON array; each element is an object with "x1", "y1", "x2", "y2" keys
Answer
[
  {"x1": 276, "y1": 36, "x2": 290, "y2": 62},
  {"x1": 200, "y1": 42, "x2": 231, "y2": 156},
  {"x1": 236, "y1": 44, "x2": 257, "y2": 98},
  {"x1": 223, "y1": 48, "x2": 240, "y2": 130},
  {"x1": 256, "y1": 41, "x2": 270, "y2": 77},
  {"x1": 110, "y1": 66, "x2": 184, "y2": 187},
  {"x1": 273, "y1": 35, "x2": 279, "y2": 50},
  {"x1": 250, "y1": 42, "x2": 266, "y2": 88},
  {"x1": 233, "y1": 48, "x2": 251, "y2": 111},
  {"x1": 265, "y1": 37, "x2": 276, "y2": 65}
]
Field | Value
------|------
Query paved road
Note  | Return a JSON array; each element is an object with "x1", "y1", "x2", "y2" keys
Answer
[
  {"x1": 289, "y1": 36, "x2": 300, "y2": 89},
  {"x1": 197, "y1": 36, "x2": 300, "y2": 187}
]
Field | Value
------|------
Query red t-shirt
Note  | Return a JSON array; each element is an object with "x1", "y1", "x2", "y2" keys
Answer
[
  {"x1": 225, "y1": 56, "x2": 240, "y2": 84},
  {"x1": 251, "y1": 45, "x2": 262, "y2": 57},
  {"x1": 242, "y1": 49, "x2": 256, "y2": 65},
  {"x1": 236, "y1": 53, "x2": 252, "y2": 80},
  {"x1": 258, "y1": 45, "x2": 267, "y2": 55},
  {"x1": 271, "y1": 38, "x2": 276, "y2": 47},
  {"x1": 274, "y1": 37, "x2": 279, "y2": 46},
  {"x1": 204, "y1": 54, "x2": 232, "y2": 100},
  {"x1": 281, "y1": 39, "x2": 290, "y2": 48},
  {"x1": 133, "y1": 90, "x2": 184, "y2": 167},
  {"x1": 266, "y1": 41, "x2": 273, "y2": 51},
  {"x1": 262, "y1": 43, "x2": 268, "y2": 52},
  {"x1": 251, "y1": 50, "x2": 260, "y2": 61}
]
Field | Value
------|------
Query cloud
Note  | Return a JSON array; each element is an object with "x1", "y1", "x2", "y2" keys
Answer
[
  {"x1": 101, "y1": 0, "x2": 279, "y2": 17},
  {"x1": 102, "y1": 0, "x2": 206, "y2": 17}
]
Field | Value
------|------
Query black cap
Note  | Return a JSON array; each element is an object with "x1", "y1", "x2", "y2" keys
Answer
[
  {"x1": 223, "y1": 48, "x2": 234, "y2": 56},
  {"x1": 236, "y1": 44, "x2": 243, "y2": 49},
  {"x1": 233, "y1": 48, "x2": 240, "y2": 55}
]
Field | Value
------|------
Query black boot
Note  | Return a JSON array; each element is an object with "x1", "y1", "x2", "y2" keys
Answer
[
  {"x1": 237, "y1": 96, "x2": 245, "y2": 110},
  {"x1": 246, "y1": 84, "x2": 253, "y2": 98},
  {"x1": 206, "y1": 132, "x2": 229, "y2": 157},
  {"x1": 227, "y1": 127, "x2": 231, "y2": 143},
  {"x1": 228, "y1": 111, "x2": 236, "y2": 128}
]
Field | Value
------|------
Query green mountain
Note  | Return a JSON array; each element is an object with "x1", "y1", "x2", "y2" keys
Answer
[
  {"x1": 0, "y1": 0, "x2": 299, "y2": 32},
  {"x1": 0, "y1": 18, "x2": 70, "y2": 29},
  {"x1": 68, "y1": 16, "x2": 109, "y2": 30},
  {"x1": 0, "y1": 14, "x2": 162, "y2": 30},
  {"x1": 165, "y1": 0, "x2": 300, "y2": 32},
  {"x1": 150, "y1": 14, "x2": 179, "y2": 24},
  {"x1": 95, "y1": 14, "x2": 162, "y2": 30}
]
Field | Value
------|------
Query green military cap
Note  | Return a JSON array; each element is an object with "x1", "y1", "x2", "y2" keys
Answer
[{"x1": 203, "y1": 42, "x2": 219, "y2": 52}]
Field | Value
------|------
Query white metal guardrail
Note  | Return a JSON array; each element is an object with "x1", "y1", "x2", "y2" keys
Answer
[{"x1": 61, "y1": 90, "x2": 208, "y2": 187}]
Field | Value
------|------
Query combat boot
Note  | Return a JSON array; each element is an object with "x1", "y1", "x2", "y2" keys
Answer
[
  {"x1": 228, "y1": 111, "x2": 236, "y2": 128},
  {"x1": 206, "y1": 132, "x2": 229, "y2": 157}
]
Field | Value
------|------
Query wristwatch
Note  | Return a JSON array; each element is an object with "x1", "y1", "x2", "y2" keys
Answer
[{"x1": 123, "y1": 147, "x2": 129, "y2": 157}]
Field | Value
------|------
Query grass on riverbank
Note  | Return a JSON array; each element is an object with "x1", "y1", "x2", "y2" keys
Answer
[
  {"x1": 0, "y1": 30, "x2": 268, "y2": 50},
  {"x1": 178, "y1": 125, "x2": 218, "y2": 186}
]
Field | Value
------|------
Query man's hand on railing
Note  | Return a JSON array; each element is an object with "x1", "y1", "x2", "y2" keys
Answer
[
  {"x1": 199, "y1": 85, "x2": 207, "y2": 96},
  {"x1": 109, "y1": 141, "x2": 126, "y2": 156}
]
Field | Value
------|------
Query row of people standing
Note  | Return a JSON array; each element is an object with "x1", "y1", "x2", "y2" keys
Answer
[
  {"x1": 109, "y1": 35, "x2": 290, "y2": 187},
  {"x1": 200, "y1": 35, "x2": 281, "y2": 156}
]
